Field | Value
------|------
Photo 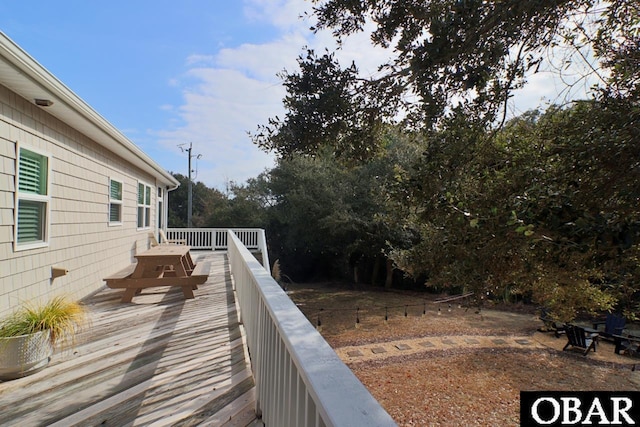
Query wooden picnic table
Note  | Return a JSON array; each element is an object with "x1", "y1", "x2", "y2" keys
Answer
[
  {"x1": 133, "y1": 244, "x2": 195, "y2": 278},
  {"x1": 104, "y1": 245, "x2": 210, "y2": 303}
]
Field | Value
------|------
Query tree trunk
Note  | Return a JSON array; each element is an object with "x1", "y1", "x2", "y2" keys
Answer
[
  {"x1": 385, "y1": 258, "x2": 394, "y2": 290},
  {"x1": 371, "y1": 255, "x2": 382, "y2": 286}
]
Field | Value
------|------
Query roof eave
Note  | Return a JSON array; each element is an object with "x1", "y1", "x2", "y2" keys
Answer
[{"x1": 0, "y1": 31, "x2": 179, "y2": 190}]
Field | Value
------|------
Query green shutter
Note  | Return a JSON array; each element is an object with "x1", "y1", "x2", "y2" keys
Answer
[
  {"x1": 109, "y1": 203, "x2": 121, "y2": 223},
  {"x1": 110, "y1": 180, "x2": 122, "y2": 201},
  {"x1": 17, "y1": 200, "x2": 45, "y2": 243},
  {"x1": 19, "y1": 149, "x2": 47, "y2": 195}
]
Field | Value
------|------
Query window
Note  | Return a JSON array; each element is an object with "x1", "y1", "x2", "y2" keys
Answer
[
  {"x1": 137, "y1": 182, "x2": 151, "y2": 228},
  {"x1": 16, "y1": 147, "x2": 50, "y2": 249},
  {"x1": 109, "y1": 178, "x2": 123, "y2": 225}
]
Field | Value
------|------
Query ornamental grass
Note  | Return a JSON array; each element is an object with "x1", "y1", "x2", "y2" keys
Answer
[{"x1": 0, "y1": 296, "x2": 87, "y2": 347}]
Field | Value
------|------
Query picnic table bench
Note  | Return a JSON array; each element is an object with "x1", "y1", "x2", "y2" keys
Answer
[{"x1": 104, "y1": 245, "x2": 211, "y2": 303}]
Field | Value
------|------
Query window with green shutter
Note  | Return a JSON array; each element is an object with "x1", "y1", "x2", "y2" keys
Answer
[
  {"x1": 16, "y1": 147, "x2": 50, "y2": 248},
  {"x1": 109, "y1": 179, "x2": 123, "y2": 224}
]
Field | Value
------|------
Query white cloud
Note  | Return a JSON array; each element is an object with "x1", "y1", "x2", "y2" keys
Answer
[
  {"x1": 216, "y1": 34, "x2": 306, "y2": 81},
  {"x1": 153, "y1": 1, "x2": 319, "y2": 189},
  {"x1": 243, "y1": 0, "x2": 313, "y2": 31},
  {"x1": 185, "y1": 54, "x2": 216, "y2": 67},
  {"x1": 155, "y1": 66, "x2": 282, "y2": 189}
]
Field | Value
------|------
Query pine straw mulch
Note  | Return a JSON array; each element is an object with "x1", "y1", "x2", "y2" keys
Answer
[{"x1": 286, "y1": 282, "x2": 640, "y2": 427}]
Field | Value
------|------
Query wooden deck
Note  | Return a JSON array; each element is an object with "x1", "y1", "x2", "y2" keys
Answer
[{"x1": 0, "y1": 253, "x2": 263, "y2": 427}]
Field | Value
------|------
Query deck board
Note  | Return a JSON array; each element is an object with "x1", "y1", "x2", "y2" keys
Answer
[{"x1": 0, "y1": 253, "x2": 261, "y2": 427}]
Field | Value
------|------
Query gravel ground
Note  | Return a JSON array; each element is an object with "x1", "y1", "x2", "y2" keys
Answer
[
  {"x1": 349, "y1": 349, "x2": 638, "y2": 426},
  {"x1": 287, "y1": 282, "x2": 640, "y2": 426}
]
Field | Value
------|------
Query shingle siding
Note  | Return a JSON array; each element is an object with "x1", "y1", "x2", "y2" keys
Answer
[{"x1": 0, "y1": 83, "x2": 161, "y2": 315}]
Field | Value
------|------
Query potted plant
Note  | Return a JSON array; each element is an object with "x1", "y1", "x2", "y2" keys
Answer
[{"x1": 0, "y1": 296, "x2": 86, "y2": 380}]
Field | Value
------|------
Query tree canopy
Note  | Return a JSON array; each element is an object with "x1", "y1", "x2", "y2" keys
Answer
[
  {"x1": 387, "y1": 102, "x2": 638, "y2": 320},
  {"x1": 311, "y1": 0, "x2": 638, "y2": 122},
  {"x1": 245, "y1": 1, "x2": 640, "y2": 320},
  {"x1": 253, "y1": 1, "x2": 638, "y2": 160}
]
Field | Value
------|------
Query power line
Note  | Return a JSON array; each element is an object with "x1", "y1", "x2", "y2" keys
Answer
[{"x1": 178, "y1": 142, "x2": 202, "y2": 228}]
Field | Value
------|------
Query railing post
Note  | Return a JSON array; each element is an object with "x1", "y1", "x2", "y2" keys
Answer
[{"x1": 257, "y1": 229, "x2": 270, "y2": 275}]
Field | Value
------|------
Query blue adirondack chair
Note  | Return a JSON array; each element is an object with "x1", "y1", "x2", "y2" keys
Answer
[{"x1": 592, "y1": 313, "x2": 626, "y2": 341}]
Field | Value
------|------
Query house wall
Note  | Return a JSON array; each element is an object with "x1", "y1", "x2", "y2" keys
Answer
[{"x1": 0, "y1": 84, "x2": 162, "y2": 315}]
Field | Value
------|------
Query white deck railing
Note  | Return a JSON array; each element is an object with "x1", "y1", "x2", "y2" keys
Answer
[
  {"x1": 166, "y1": 228, "x2": 270, "y2": 274},
  {"x1": 227, "y1": 230, "x2": 396, "y2": 427}
]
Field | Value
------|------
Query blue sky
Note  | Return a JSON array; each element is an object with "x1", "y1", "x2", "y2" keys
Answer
[
  {"x1": 0, "y1": 1, "x2": 316, "y2": 190},
  {"x1": 0, "y1": 1, "x2": 592, "y2": 190}
]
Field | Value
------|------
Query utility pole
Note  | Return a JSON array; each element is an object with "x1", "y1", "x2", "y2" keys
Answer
[{"x1": 179, "y1": 142, "x2": 201, "y2": 228}]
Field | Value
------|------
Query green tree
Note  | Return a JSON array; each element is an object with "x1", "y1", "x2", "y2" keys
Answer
[
  {"x1": 388, "y1": 103, "x2": 639, "y2": 320},
  {"x1": 252, "y1": 49, "x2": 386, "y2": 162},
  {"x1": 167, "y1": 173, "x2": 227, "y2": 227},
  {"x1": 527, "y1": 100, "x2": 640, "y2": 319},
  {"x1": 252, "y1": 1, "x2": 639, "y2": 318},
  {"x1": 205, "y1": 174, "x2": 272, "y2": 228},
  {"x1": 263, "y1": 139, "x2": 409, "y2": 285},
  {"x1": 265, "y1": 150, "x2": 362, "y2": 280}
]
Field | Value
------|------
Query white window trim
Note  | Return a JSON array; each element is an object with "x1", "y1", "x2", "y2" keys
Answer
[
  {"x1": 137, "y1": 181, "x2": 152, "y2": 230},
  {"x1": 108, "y1": 177, "x2": 123, "y2": 226},
  {"x1": 14, "y1": 143, "x2": 51, "y2": 251},
  {"x1": 157, "y1": 186, "x2": 165, "y2": 231}
]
